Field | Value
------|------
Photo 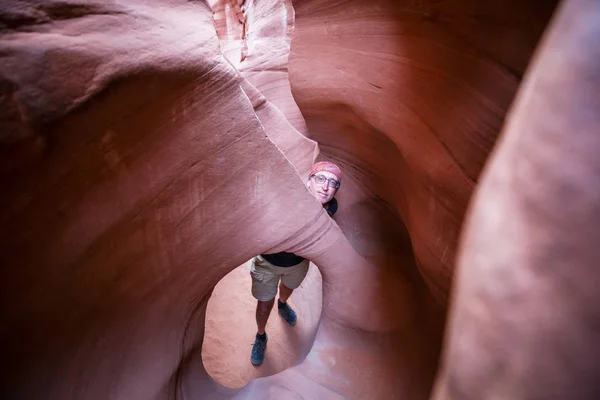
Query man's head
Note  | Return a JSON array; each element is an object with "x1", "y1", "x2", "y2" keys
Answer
[{"x1": 306, "y1": 161, "x2": 342, "y2": 204}]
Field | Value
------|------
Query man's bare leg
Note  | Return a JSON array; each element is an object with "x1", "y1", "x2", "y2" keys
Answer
[
  {"x1": 277, "y1": 281, "x2": 297, "y2": 326},
  {"x1": 278, "y1": 280, "x2": 293, "y2": 303},
  {"x1": 255, "y1": 299, "x2": 274, "y2": 335},
  {"x1": 251, "y1": 299, "x2": 273, "y2": 366}
]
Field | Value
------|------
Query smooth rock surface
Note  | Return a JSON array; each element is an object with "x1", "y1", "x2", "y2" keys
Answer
[
  {"x1": 434, "y1": 0, "x2": 600, "y2": 398},
  {"x1": 4, "y1": 0, "x2": 597, "y2": 400},
  {"x1": 289, "y1": 0, "x2": 558, "y2": 303}
]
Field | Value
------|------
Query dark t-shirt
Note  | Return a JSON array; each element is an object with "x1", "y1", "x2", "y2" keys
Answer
[{"x1": 261, "y1": 198, "x2": 338, "y2": 267}]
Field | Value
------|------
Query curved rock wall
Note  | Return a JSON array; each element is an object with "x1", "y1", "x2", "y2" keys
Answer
[
  {"x1": 289, "y1": 0, "x2": 558, "y2": 303},
  {"x1": 209, "y1": 0, "x2": 316, "y2": 177},
  {"x1": 3, "y1": 0, "x2": 593, "y2": 399},
  {"x1": 0, "y1": 1, "x2": 329, "y2": 398},
  {"x1": 435, "y1": 0, "x2": 600, "y2": 397}
]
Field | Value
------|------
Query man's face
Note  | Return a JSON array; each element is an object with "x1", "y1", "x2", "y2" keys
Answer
[{"x1": 307, "y1": 171, "x2": 339, "y2": 204}]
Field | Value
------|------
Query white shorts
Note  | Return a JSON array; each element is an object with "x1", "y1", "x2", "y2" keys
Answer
[{"x1": 249, "y1": 255, "x2": 310, "y2": 301}]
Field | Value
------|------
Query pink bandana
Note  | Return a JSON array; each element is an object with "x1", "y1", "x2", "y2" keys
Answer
[{"x1": 309, "y1": 161, "x2": 342, "y2": 182}]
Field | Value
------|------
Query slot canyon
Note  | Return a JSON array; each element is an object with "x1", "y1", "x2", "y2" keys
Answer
[{"x1": 1, "y1": 0, "x2": 599, "y2": 399}]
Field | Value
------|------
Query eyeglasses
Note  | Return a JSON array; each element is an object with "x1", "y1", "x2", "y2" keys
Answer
[{"x1": 311, "y1": 174, "x2": 340, "y2": 189}]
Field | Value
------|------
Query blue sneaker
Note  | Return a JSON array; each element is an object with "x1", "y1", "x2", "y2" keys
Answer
[
  {"x1": 251, "y1": 333, "x2": 267, "y2": 366},
  {"x1": 278, "y1": 300, "x2": 297, "y2": 326}
]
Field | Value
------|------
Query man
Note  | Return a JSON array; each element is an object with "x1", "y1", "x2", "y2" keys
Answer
[{"x1": 249, "y1": 161, "x2": 342, "y2": 366}]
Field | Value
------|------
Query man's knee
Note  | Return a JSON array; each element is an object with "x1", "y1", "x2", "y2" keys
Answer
[{"x1": 257, "y1": 299, "x2": 274, "y2": 314}]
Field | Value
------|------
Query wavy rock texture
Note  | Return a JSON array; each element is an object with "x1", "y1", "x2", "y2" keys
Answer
[
  {"x1": 289, "y1": 0, "x2": 557, "y2": 303},
  {"x1": 3, "y1": 0, "x2": 597, "y2": 400}
]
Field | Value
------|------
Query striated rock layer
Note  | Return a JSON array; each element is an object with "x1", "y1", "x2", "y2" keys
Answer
[
  {"x1": 289, "y1": 0, "x2": 557, "y2": 303},
  {"x1": 4, "y1": 0, "x2": 598, "y2": 400}
]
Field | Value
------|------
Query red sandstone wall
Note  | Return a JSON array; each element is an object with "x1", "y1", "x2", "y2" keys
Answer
[
  {"x1": 4, "y1": 1, "x2": 596, "y2": 400},
  {"x1": 289, "y1": 0, "x2": 557, "y2": 303}
]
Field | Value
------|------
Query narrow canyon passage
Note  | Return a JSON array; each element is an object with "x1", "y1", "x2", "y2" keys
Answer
[{"x1": 3, "y1": 0, "x2": 599, "y2": 400}]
